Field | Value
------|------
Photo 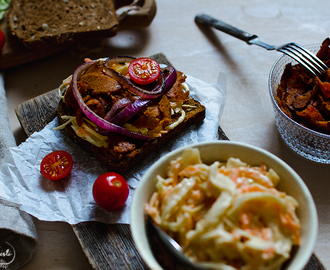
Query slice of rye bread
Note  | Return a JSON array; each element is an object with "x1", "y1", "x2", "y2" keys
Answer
[
  {"x1": 7, "y1": 0, "x2": 119, "y2": 49},
  {"x1": 57, "y1": 97, "x2": 206, "y2": 174}
]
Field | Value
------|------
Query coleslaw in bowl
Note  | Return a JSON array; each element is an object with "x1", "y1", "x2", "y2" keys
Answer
[{"x1": 130, "y1": 141, "x2": 317, "y2": 270}]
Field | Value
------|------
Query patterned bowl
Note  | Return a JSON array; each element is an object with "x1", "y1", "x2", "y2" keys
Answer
[{"x1": 268, "y1": 43, "x2": 330, "y2": 164}]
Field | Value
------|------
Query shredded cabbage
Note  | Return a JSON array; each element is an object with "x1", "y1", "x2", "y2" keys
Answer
[
  {"x1": 55, "y1": 116, "x2": 108, "y2": 148},
  {"x1": 145, "y1": 148, "x2": 300, "y2": 270}
]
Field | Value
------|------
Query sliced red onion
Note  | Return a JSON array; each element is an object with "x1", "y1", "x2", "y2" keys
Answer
[
  {"x1": 104, "y1": 97, "x2": 132, "y2": 121},
  {"x1": 110, "y1": 99, "x2": 151, "y2": 126},
  {"x1": 104, "y1": 56, "x2": 136, "y2": 64},
  {"x1": 71, "y1": 60, "x2": 152, "y2": 140},
  {"x1": 103, "y1": 57, "x2": 167, "y2": 99},
  {"x1": 163, "y1": 66, "x2": 177, "y2": 91}
]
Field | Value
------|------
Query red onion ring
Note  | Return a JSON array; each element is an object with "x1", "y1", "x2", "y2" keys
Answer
[
  {"x1": 110, "y1": 99, "x2": 151, "y2": 126},
  {"x1": 103, "y1": 57, "x2": 167, "y2": 99},
  {"x1": 71, "y1": 61, "x2": 152, "y2": 140},
  {"x1": 162, "y1": 66, "x2": 177, "y2": 91},
  {"x1": 104, "y1": 97, "x2": 132, "y2": 121}
]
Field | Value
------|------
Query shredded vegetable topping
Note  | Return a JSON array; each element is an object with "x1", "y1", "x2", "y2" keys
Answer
[
  {"x1": 55, "y1": 116, "x2": 108, "y2": 147},
  {"x1": 145, "y1": 148, "x2": 300, "y2": 270},
  {"x1": 58, "y1": 75, "x2": 72, "y2": 102}
]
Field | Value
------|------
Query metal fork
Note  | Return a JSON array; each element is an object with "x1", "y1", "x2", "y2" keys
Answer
[
  {"x1": 195, "y1": 14, "x2": 328, "y2": 77},
  {"x1": 276, "y1": 43, "x2": 328, "y2": 77}
]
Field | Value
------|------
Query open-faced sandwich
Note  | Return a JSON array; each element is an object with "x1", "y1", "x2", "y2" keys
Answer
[{"x1": 56, "y1": 56, "x2": 206, "y2": 173}]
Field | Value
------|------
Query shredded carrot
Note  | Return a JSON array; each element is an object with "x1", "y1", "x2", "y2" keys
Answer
[
  {"x1": 280, "y1": 212, "x2": 300, "y2": 244},
  {"x1": 262, "y1": 247, "x2": 275, "y2": 260},
  {"x1": 261, "y1": 228, "x2": 272, "y2": 241},
  {"x1": 240, "y1": 213, "x2": 252, "y2": 228},
  {"x1": 239, "y1": 185, "x2": 265, "y2": 193}
]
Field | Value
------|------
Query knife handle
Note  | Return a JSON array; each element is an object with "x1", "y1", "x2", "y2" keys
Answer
[{"x1": 195, "y1": 14, "x2": 256, "y2": 43}]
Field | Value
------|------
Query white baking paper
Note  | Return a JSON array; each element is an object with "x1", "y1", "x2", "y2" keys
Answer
[{"x1": 0, "y1": 74, "x2": 226, "y2": 225}]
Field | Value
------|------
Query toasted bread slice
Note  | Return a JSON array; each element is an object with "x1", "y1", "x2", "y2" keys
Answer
[
  {"x1": 57, "y1": 97, "x2": 206, "y2": 173},
  {"x1": 7, "y1": 0, "x2": 119, "y2": 49}
]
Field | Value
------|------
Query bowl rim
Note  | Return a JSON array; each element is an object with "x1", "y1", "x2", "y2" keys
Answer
[
  {"x1": 268, "y1": 43, "x2": 330, "y2": 139},
  {"x1": 130, "y1": 140, "x2": 318, "y2": 270}
]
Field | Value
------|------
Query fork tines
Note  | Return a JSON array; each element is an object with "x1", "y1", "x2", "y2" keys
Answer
[{"x1": 277, "y1": 43, "x2": 328, "y2": 77}]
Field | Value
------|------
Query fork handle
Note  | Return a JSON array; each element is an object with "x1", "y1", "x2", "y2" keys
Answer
[{"x1": 195, "y1": 14, "x2": 256, "y2": 43}]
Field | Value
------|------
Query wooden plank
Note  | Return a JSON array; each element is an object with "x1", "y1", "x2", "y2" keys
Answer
[
  {"x1": 15, "y1": 89, "x2": 60, "y2": 136},
  {"x1": 14, "y1": 53, "x2": 324, "y2": 270},
  {"x1": 304, "y1": 254, "x2": 326, "y2": 270},
  {"x1": 73, "y1": 223, "x2": 149, "y2": 270}
]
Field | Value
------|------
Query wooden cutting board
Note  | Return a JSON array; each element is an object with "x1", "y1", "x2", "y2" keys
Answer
[
  {"x1": 15, "y1": 53, "x2": 325, "y2": 269},
  {"x1": 0, "y1": 0, "x2": 156, "y2": 70}
]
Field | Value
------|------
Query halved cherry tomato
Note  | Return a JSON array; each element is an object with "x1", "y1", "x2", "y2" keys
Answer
[
  {"x1": 40, "y1": 151, "x2": 73, "y2": 180},
  {"x1": 0, "y1": 30, "x2": 5, "y2": 51},
  {"x1": 128, "y1": 57, "x2": 160, "y2": 85},
  {"x1": 92, "y1": 172, "x2": 129, "y2": 211}
]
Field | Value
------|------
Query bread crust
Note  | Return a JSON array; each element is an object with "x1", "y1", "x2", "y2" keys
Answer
[
  {"x1": 8, "y1": 0, "x2": 119, "y2": 49},
  {"x1": 57, "y1": 97, "x2": 206, "y2": 173}
]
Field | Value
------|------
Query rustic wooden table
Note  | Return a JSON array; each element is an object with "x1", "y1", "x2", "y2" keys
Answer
[{"x1": 3, "y1": 0, "x2": 330, "y2": 269}]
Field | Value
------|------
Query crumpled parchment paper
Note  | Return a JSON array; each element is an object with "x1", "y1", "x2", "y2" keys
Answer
[{"x1": 0, "y1": 74, "x2": 226, "y2": 225}]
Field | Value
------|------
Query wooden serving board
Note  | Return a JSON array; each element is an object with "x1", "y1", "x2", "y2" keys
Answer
[
  {"x1": 0, "y1": 0, "x2": 156, "y2": 70},
  {"x1": 15, "y1": 53, "x2": 325, "y2": 270}
]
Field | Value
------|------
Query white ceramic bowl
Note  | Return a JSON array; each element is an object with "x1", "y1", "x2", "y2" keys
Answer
[
  {"x1": 131, "y1": 141, "x2": 318, "y2": 270},
  {"x1": 269, "y1": 43, "x2": 330, "y2": 164}
]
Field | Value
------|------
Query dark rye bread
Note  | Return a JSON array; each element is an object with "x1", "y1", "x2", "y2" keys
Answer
[
  {"x1": 7, "y1": 0, "x2": 119, "y2": 49},
  {"x1": 57, "y1": 97, "x2": 206, "y2": 174}
]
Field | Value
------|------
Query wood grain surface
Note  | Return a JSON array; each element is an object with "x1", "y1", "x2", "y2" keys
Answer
[
  {"x1": 15, "y1": 53, "x2": 325, "y2": 270},
  {"x1": 0, "y1": 0, "x2": 156, "y2": 70}
]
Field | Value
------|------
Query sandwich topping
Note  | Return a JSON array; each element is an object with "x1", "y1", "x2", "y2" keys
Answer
[{"x1": 56, "y1": 56, "x2": 197, "y2": 159}]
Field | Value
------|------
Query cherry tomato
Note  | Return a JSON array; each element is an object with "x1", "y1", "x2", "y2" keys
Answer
[
  {"x1": 40, "y1": 151, "x2": 73, "y2": 180},
  {"x1": 128, "y1": 57, "x2": 160, "y2": 85},
  {"x1": 92, "y1": 172, "x2": 129, "y2": 211},
  {"x1": 0, "y1": 30, "x2": 5, "y2": 51}
]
